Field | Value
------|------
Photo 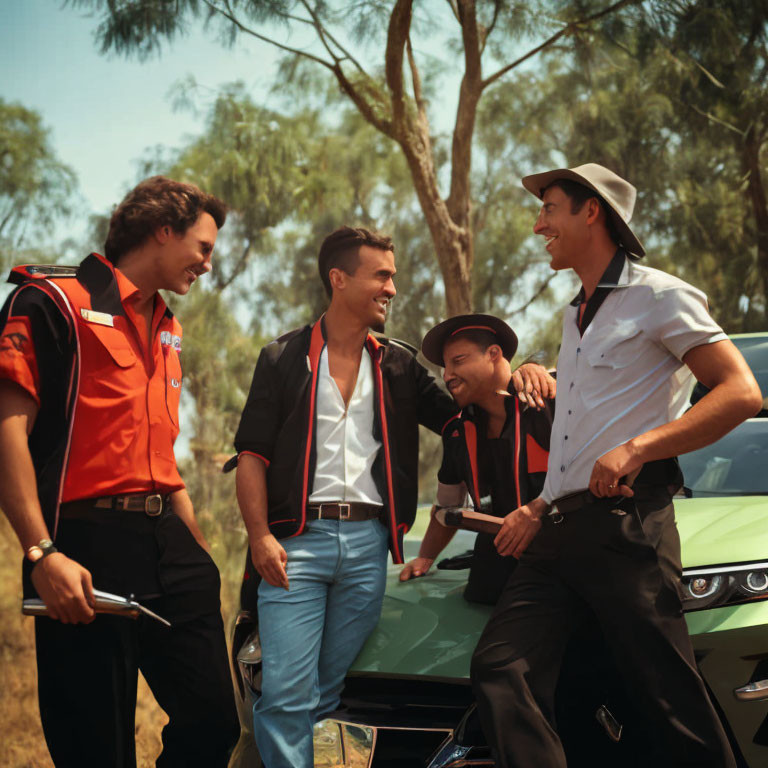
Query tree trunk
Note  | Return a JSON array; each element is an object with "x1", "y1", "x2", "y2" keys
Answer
[
  {"x1": 743, "y1": 125, "x2": 768, "y2": 323},
  {"x1": 399, "y1": 137, "x2": 473, "y2": 316}
]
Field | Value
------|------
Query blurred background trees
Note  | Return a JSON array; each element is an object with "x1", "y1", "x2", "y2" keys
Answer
[{"x1": 2, "y1": 0, "x2": 767, "y2": 587}]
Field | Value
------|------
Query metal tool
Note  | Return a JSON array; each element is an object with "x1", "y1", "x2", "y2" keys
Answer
[{"x1": 23, "y1": 588, "x2": 171, "y2": 627}]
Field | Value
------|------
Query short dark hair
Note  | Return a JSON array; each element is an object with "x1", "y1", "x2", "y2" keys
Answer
[
  {"x1": 543, "y1": 179, "x2": 620, "y2": 244},
  {"x1": 318, "y1": 226, "x2": 394, "y2": 297},
  {"x1": 445, "y1": 328, "x2": 500, "y2": 356},
  {"x1": 104, "y1": 176, "x2": 227, "y2": 265}
]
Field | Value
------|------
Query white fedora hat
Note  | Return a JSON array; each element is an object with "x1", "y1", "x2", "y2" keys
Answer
[{"x1": 521, "y1": 163, "x2": 645, "y2": 257}]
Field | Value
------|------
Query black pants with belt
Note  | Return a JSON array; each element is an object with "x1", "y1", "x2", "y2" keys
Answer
[
  {"x1": 470, "y1": 489, "x2": 736, "y2": 768},
  {"x1": 28, "y1": 504, "x2": 239, "y2": 768}
]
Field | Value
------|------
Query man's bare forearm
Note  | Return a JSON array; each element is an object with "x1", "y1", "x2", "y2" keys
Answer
[
  {"x1": 236, "y1": 453, "x2": 271, "y2": 540},
  {"x1": 629, "y1": 340, "x2": 762, "y2": 464},
  {"x1": 418, "y1": 509, "x2": 457, "y2": 560},
  {"x1": 0, "y1": 381, "x2": 49, "y2": 551}
]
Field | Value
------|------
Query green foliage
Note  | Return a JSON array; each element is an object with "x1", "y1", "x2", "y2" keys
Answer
[{"x1": 0, "y1": 100, "x2": 78, "y2": 269}]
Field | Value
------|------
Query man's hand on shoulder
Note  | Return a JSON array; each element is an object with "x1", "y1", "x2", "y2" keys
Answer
[
  {"x1": 250, "y1": 533, "x2": 289, "y2": 590},
  {"x1": 511, "y1": 364, "x2": 556, "y2": 410},
  {"x1": 494, "y1": 497, "x2": 548, "y2": 558},
  {"x1": 31, "y1": 553, "x2": 96, "y2": 624},
  {"x1": 399, "y1": 556, "x2": 435, "y2": 581}
]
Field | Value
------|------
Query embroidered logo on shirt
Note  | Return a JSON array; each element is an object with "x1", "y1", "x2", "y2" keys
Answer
[
  {"x1": 0, "y1": 331, "x2": 27, "y2": 353},
  {"x1": 171, "y1": 378, "x2": 181, "y2": 388},
  {"x1": 80, "y1": 308, "x2": 114, "y2": 326},
  {"x1": 160, "y1": 331, "x2": 182, "y2": 351}
]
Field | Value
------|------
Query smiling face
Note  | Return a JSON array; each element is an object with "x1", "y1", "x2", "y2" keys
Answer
[
  {"x1": 330, "y1": 244, "x2": 396, "y2": 330},
  {"x1": 442, "y1": 336, "x2": 500, "y2": 408},
  {"x1": 532, "y1": 184, "x2": 594, "y2": 271},
  {"x1": 157, "y1": 212, "x2": 218, "y2": 295}
]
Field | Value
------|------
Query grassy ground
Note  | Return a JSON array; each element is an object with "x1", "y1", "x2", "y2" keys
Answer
[{"x1": 0, "y1": 513, "x2": 239, "y2": 768}]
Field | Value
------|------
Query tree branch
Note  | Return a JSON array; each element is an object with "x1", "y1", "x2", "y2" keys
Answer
[
  {"x1": 446, "y1": 0, "x2": 482, "y2": 223},
  {"x1": 481, "y1": 0, "x2": 502, "y2": 54},
  {"x1": 385, "y1": 0, "x2": 414, "y2": 133},
  {"x1": 508, "y1": 272, "x2": 557, "y2": 315},
  {"x1": 298, "y1": 0, "x2": 368, "y2": 75},
  {"x1": 481, "y1": 0, "x2": 638, "y2": 90},
  {"x1": 204, "y1": 0, "x2": 334, "y2": 72}
]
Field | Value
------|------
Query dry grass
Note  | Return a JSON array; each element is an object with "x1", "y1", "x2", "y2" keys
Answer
[{"x1": 0, "y1": 514, "x2": 239, "y2": 768}]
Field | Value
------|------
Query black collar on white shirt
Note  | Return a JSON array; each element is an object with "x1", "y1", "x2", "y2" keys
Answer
[{"x1": 570, "y1": 248, "x2": 627, "y2": 336}]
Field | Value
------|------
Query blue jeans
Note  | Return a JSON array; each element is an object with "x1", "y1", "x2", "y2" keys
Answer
[{"x1": 253, "y1": 518, "x2": 389, "y2": 768}]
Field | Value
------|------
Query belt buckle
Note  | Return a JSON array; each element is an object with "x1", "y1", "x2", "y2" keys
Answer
[
  {"x1": 548, "y1": 506, "x2": 564, "y2": 525},
  {"x1": 144, "y1": 494, "x2": 163, "y2": 517},
  {"x1": 338, "y1": 503, "x2": 351, "y2": 521}
]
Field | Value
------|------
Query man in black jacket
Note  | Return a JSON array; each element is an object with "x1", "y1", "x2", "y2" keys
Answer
[{"x1": 233, "y1": 227, "x2": 552, "y2": 768}]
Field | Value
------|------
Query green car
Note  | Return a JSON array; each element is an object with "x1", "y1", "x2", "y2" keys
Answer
[{"x1": 230, "y1": 333, "x2": 768, "y2": 767}]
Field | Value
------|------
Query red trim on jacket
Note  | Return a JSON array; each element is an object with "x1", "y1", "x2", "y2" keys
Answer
[
  {"x1": 16, "y1": 280, "x2": 80, "y2": 539},
  {"x1": 238, "y1": 451, "x2": 271, "y2": 468},
  {"x1": 463, "y1": 419, "x2": 481, "y2": 509},
  {"x1": 526, "y1": 433, "x2": 549, "y2": 474},
  {"x1": 294, "y1": 319, "x2": 326, "y2": 538},
  {"x1": 513, "y1": 397, "x2": 522, "y2": 509},
  {"x1": 368, "y1": 334, "x2": 403, "y2": 564}
]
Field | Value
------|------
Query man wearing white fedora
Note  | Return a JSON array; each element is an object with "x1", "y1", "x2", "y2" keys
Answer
[{"x1": 470, "y1": 163, "x2": 761, "y2": 766}]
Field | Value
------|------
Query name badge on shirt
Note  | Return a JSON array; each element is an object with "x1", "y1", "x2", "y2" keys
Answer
[{"x1": 80, "y1": 308, "x2": 114, "y2": 327}]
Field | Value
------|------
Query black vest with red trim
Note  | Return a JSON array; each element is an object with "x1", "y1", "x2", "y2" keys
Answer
[{"x1": 440, "y1": 395, "x2": 553, "y2": 604}]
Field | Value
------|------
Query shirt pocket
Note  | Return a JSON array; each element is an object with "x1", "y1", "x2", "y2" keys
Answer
[
  {"x1": 81, "y1": 321, "x2": 138, "y2": 370},
  {"x1": 585, "y1": 319, "x2": 643, "y2": 370},
  {"x1": 163, "y1": 348, "x2": 183, "y2": 427}
]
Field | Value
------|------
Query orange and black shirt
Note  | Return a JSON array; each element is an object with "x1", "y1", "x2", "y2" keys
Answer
[{"x1": 0, "y1": 254, "x2": 185, "y2": 537}]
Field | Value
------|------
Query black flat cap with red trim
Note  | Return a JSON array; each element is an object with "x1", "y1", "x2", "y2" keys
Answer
[{"x1": 421, "y1": 313, "x2": 518, "y2": 367}]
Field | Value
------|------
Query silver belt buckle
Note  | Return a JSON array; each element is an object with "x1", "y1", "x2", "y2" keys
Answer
[
  {"x1": 338, "y1": 503, "x2": 351, "y2": 521},
  {"x1": 548, "y1": 505, "x2": 564, "y2": 525},
  {"x1": 144, "y1": 494, "x2": 163, "y2": 517}
]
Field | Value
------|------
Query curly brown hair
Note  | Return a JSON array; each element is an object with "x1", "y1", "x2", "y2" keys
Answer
[
  {"x1": 104, "y1": 176, "x2": 227, "y2": 265},
  {"x1": 317, "y1": 225, "x2": 394, "y2": 297}
]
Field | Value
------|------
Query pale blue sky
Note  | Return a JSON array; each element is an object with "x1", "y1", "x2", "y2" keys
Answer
[{"x1": 1, "y1": 0, "x2": 281, "y2": 227}]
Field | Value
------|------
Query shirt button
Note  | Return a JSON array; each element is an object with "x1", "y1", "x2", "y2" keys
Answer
[
  {"x1": 576, "y1": 347, "x2": 581, "y2": 354},
  {"x1": 560, "y1": 465, "x2": 565, "y2": 472},
  {"x1": 568, "y1": 410, "x2": 572, "y2": 415},
  {"x1": 564, "y1": 435, "x2": 568, "y2": 440},
  {"x1": 569, "y1": 383, "x2": 574, "y2": 389}
]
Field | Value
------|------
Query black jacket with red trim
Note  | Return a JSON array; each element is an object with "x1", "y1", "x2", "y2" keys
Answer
[{"x1": 233, "y1": 318, "x2": 457, "y2": 564}]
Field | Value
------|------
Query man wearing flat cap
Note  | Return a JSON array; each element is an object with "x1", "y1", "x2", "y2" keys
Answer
[
  {"x1": 400, "y1": 314, "x2": 554, "y2": 605},
  {"x1": 470, "y1": 163, "x2": 761, "y2": 767}
]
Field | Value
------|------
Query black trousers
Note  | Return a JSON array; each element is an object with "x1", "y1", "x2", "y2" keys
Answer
[
  {"x1": 32, "y1": 506, "x2": 239, "y2": 768},
  {"x1": 470, "y1": 491, "x2": 736, "y2": 768}
]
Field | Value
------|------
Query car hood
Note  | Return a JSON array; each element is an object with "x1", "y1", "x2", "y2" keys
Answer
[
  {"x1": 675, "y1": 495, "x2": 768, "y2": 568},
  {"x1": 352, "y1": 497, "x2": 768, "y2": 680},
  {"x1": 350, "y1": 532, "x2": 490, "y2": 680}
]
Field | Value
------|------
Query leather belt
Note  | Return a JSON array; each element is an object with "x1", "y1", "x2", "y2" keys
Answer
[
  {"x1": 548, "y1": 489, "x2": 626, "y2": 524},
  {"x1": 61, "y1": 493, "x2": 170, "y2": 519},
  {"x1": 306, "y1": 502, "x2": 384, "y2": 522}
]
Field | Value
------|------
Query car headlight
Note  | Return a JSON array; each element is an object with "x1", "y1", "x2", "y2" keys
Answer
[{"x1": 682, "y1": 562, "x2": 768, "y2": 611}]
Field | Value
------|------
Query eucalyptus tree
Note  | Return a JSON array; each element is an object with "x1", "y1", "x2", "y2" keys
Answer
[
  {"x1": 67, "y1": 0, "x2": 637, "y2": 315},
  {"x1": 0, "y1": 99, "x2": 78, "y2": 267}
]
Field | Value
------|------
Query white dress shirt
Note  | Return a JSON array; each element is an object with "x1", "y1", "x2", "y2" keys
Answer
[
  {"x1": 309, "y1": 346, "x2": 384, "y2": 505},
  {"x1": 541, "y1": 256, "x2": 727, "y2": 504}
]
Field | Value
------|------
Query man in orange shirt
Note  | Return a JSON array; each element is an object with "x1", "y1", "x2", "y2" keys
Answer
[{"x1": 0, "y1": 177, "x2": 238, "y2": 767}]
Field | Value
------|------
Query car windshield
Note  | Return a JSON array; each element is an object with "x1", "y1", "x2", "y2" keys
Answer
[
  {"x1": 679, "y1": 419, "x2": 768, "y2": 496},
  {"x1": 732, "y1": 336, "x2": 768, "y2": 405}
]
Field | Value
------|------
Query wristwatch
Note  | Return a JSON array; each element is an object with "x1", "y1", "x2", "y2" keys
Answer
[{"x1": 26, "y1": 538, "x2": 58, "y2": 564}]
